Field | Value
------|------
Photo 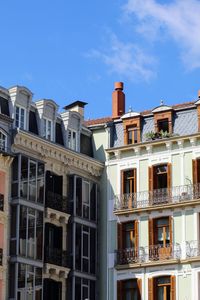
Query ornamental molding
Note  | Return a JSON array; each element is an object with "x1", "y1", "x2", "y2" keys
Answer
[{"x1": 13, "y1": 130, "x2": 104, "y2": 177}]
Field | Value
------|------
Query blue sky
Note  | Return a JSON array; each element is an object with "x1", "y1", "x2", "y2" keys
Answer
[{"x1": 1, "y1": 0, "x2": 200, "y2": 119}]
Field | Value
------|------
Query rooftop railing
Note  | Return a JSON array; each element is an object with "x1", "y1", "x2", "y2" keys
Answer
[
  {"x1": 114, "y1": 183, "x2": 200, "y2": 211},
  {"x1": 45, "y1": 191, "x2": 70, "y2": 214},
  {"x1": 0, "y1": 194, "x2": 4, "y2": 211},
  {"x1": 45, "y1": 247, "x2": 70, "y2": 268},
  {"x1": 116, "y1": 243, "x2": 181, "y2": 265}
]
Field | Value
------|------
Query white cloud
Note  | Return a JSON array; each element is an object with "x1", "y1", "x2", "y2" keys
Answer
[
  {"x1": 123, "y1": 0, "x2": 200, "y2": 70},
  {"x1": 88, "y1": 33, "x2": 156, "y2": 82}
]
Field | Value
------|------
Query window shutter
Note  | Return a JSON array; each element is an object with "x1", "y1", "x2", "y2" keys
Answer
[
  {"x1": 169, "y1": 216, "x2": 173, "y2": 245},
  {"x1": 171, "y1": 275, "x2": 176, "y2": 300},
  {"x1": 117, "y1": 280, "x2": 123, "y2": 300},
  {"x1": 192, "y1": 159, "x2": 198, "y2": 185},
  {"x1": 118, "y1": 223, "x2": 123, "y2": 250},
  {"x1": 148, "y1": 278, "x2": 154, "y2": 300},
  {"x1": 148, "y1": 166, "x2": 153, "y2": 192},
  {"x1": 167, "y1": 163, "x2": 172, "y2": 189},
  {"x1": 137, "y1": 278, "x2": 142, "y2": 300},
  {"x1": 135, "y1": 220, "x2": 139, "y2": 256},
  {"x1": 149, "y1": 219, "x2": 154, "y2": 247}
]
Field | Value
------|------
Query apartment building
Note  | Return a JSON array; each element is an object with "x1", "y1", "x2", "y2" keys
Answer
[
  {"x1": 87, "y1": 82, "x2": 200, "y2": 300},
  {"x1": 0, "y1": 85, "x2": 103, "y2": 300},
  {"x1": 0, "y1": 87, "x2": 13, "y2": 300}
]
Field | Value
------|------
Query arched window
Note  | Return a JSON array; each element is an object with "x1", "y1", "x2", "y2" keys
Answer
[{"x1": 0, "y1": 130, "x2": 7, "y2": 151}]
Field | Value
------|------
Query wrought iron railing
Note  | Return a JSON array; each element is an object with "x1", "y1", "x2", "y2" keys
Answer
[
  {"x1": 45, "y1": 191, "x2": 70, "y2": 214},
  {"x1": 45, "y1": 247, "x2": 70, "y2": 268},
  {"x1": 186, "y1": 240, "x2": 200, "y2": 258},
  {"x1": 114, "y1": 183, "x2": 200, "y2": 211},
  {"x1": 0, "y1": 248, "x2": 3, "y2": 265},
  {"x1": 0, "y1": 194, "x2": 4, "y2": 211},
  {"x1": 116, "y1": 243, "x2": 181, "y2": 265}
]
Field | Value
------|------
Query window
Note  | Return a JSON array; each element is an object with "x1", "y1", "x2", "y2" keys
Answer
[
  {"x1": 15, "y1": 106, "x2": 25, "y2": 129},
  {"x1": 149, "y1": 217, "x2": 172, "y2": 260},
  {"x1": 117, "y1": 279, "x2": 141, "y2": 300},
  {"x1": 29, "y1": 110, "x2": 38, "y2": 135},
  {"x1": 0, "y1": 96, "x2": 10, "y2": 116},
  {"x1": 68, "y1": 129, "x2": 77, "y2": 151},
  {"x1": 148, "y1": 276, "x2": 176, "y2": 300},
  {"x1": 127, "y1": 125, "x2": 138, "y2": 144},
  {"x1": 0, "y1": 130, "x2": 6, "y2": 151},
  {"x1": 157, "y1": 119, "x2": 169, "y2": 133},
  {"x1": 117, "y1": 221, "x2": 138, "y2": 264},
  {"x1": 43, "y1": 118, "x2": 52, "y2": 141},
  {"x1": 154, "y1": 165, "x2": 168, "y2": 189},
  {"x1": 122, "y1": 169, "x2": 137, "y2": 194}
]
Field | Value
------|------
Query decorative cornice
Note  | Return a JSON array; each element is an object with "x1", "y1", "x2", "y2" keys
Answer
[{"x1": 13, "y1": 130, "x2": 104, "y2": 177}]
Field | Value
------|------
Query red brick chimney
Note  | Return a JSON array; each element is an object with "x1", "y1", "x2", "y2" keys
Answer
[
  {"x1": 198, "y1": 90, "x2": 200, "y2": 98},
  {"x1": 112, "y1": 82, "x2": 125, "y2": 119}
]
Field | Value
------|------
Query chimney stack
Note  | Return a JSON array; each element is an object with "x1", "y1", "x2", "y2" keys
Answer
[
  {"x1": 198, "y1": 90, "x2": 200, "y2": 99},
  {"x1": 112, "y1": 82, "x2": 125, "y2": 119}
]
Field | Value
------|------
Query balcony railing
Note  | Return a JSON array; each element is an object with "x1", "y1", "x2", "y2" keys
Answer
[
  {"x1": 114, "y1": 183, "x2": 200, "y2": 211},
  {"x1": 45, "y1": 247, "x2": 70, "y2": 268},
  {"x1": 0, "y1": 248, "x2": 3, "y2": 265},
  {"x1": 186, "y1": 240, "x2": 200, "y2": 258},
  {"x1": 116, "y1": 244, "x2": 181, "y2": 265},
  {"x1": 0, "y1": 194, "x2": 4, "y2": 211},
  {"x1": 45, "y1": 191, "x2": 70, "y2": 214}
]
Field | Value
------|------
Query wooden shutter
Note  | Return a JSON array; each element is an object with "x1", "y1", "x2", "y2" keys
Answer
[
  {"x1": 137, "y1": 278, "x2": 142, "y2": 300},
  {"x1": 117, "y1": 280, "x2": 123, "y2": 300},
  {"x1": 134, "y1": 168, "x2": 137, "y2": 193},
  {"x1": 193, "y1": 159, "x2": 198, "y2": 185},
  {"x1": 148, "y1": 166, "x2": 153, "y2": 192},
  {"x1": 148, "y1": 278, "x2": 154, "y2": 300},
  {"x1": 167, "y1": 163, "x2": 172, "y2": 189},
  {"x1": 149, "y1": 219, "x2": 154, "y2": 247},
  {"x1": 171, "y1": 275, "x2": 176, "y2": 300},
  {"x1": 135, "y1": 220, "x2": 139, "y2": 256},
  {"x1": 169, "y1": 216, "x2": 173, "y2": 245},
  {"x1": 118, "y1": 223, "x2": 123, "y2": 250}
]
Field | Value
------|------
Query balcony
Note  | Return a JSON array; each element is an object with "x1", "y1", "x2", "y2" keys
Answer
[
  {"x1": 0, "y1": 194, "x2": 4, "y2": 211},
  {"x1": 116, "y1": 244, "x2": 181, "y2": 266},
  {"x1": 114, "y1": 183, "x2": 200, "y2": 212},
  {"x1": 0, "y1": 248, "x2": 3, "y2": 265},
  {"x1": 186, "y1": 240, "x2": 200, "y2": 258},
  {"x1": 45, "y1": 191, "x2": 70, "y2": 214},
  {"x1": 45, "y1": 247, "x2": 70, "y2": 268}
]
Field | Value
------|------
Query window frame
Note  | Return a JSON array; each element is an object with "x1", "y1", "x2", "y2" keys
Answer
[
  {"x1": 15, "y1": 105, "x2": 26, "y2": 130},
  {"x1": 0, "y1": 129, "x2": 7, "y2": 151},
  {"x1": 43, "y1": 118, "x2": 53, "y2": 141},
  {"x1": 68, "y1": 129, "x2": 77, "y2": 151}
]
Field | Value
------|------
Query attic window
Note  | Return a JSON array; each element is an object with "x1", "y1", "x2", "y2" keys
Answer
[
  {"x1": 157, "y1": 119, "x2": 169, "y2": 133},
  {"x1": 29, "y1": 111, "x2": 38, "y2": 135},
  {"x1": 0, "y1": 97, "x2": 9, "y2": 116},
  {"x1": 55, "y1": 123, "x2": 64, "y2": 145},
  {"x1": 127, "y1": 126, "x2": 138, "y2": 144}
]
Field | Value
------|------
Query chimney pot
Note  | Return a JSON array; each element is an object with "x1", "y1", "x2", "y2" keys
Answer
[
  {"x1": 114, "y1": 82, "x2": 123, "y2": 90},
  {"x1": 112, "y1": 82, "x2": 125, "y2": 119}
]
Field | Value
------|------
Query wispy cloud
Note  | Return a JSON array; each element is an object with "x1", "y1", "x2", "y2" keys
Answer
[
  {"x1": 88, "y1": 33, "x2": 156, "y2": 82},
  {"x1": 124, "y1": 0, "x2": 200, "y2": 70}
]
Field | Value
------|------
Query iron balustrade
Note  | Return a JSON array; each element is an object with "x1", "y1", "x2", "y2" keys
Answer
[
  {"x1": 0, "y1": 194, "x2": 4, "y2": 211},
  {"x1": 0, "y1": 248, "x2": 3, "y2": 265},
  {"x1": 114, "y1": 183, "x2": 200, "y2": 211},
  {"x1": 45, "y1": 191, "x2": 70, "y2": 214},
  {"x1": 116, "y1": 243, "x2": 181, "y2": 265},
  {"x1": 186, "y1": 240, "x2": 200, "y2": 258},
  {"x1": 45, "y1": 247, "x2": 69, "y2": 268}
]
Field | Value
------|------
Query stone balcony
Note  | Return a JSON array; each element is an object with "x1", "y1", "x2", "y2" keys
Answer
[{"x1": 114, "y1": 183, "x2": 200, "y2": 214}]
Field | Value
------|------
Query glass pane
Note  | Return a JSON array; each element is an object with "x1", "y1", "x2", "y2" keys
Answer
[
  {"x1": 19, "y1": 206, "x2": 27, "y2": 256},
  {"x1": 83, "y1": 233, "x2": 89, "y2": 257},
  {"x1": 27, "y1": 214, "x2": 35, "y2": 258},
  {"x1": 15, "y1": 106, "x2": 19, "y2": 127},
  {"x1": 76, "y1": 178, "x2": 82, "y2": 217},
  {"x1": 90, "y1": 183, "x2": 96, "y2": 221}
]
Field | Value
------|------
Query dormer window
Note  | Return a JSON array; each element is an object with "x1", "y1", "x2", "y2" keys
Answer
[
  {"x1": 127, "y1": 125, "x2": 138, "y2": 144},
  {"x1": 0, "y1": 130, "x2": 6, "y2": 151},
  {"x1": 157, "y1": 118, "x2": 169, "y2": 133},
  {"x1": 43, "y1": 118, "x2": 52, "y2": 141},
  {"x1": 15, "y1": 106, "x2": 25, "y2": 130},
  {"x1": 68, "y1": 129, "x2": 77, "y2": 151}
]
